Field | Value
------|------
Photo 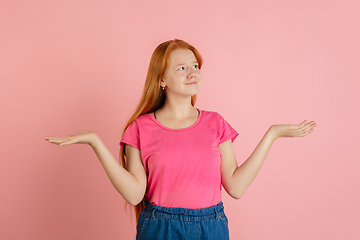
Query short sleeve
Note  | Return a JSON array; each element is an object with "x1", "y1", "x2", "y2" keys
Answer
[
  {"x1": 119, "y1": 120, "x2": 140, "y2": 150},
  {"x1": 218, "y1": 114, "x2": 239, "y2": 144}
]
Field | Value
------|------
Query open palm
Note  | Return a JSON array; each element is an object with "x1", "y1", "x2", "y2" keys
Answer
[
  {"x1": 271, "y1": 120, "x2": 317, "y2": 138},
  {"x1": 45, "y1": 130, "x2": 98, "y2": 146}
]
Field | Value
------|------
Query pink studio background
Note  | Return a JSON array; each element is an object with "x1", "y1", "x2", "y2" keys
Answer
[{"x1": 1, "y1": 1, "x2": 359, "y2": 239}]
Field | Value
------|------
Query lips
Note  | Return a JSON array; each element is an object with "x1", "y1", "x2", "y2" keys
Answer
[{"x1": 185, "y1": 81, "x2": 197, "y2": 85}]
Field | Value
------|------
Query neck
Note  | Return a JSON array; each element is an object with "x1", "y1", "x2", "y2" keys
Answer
[{"x1": 160, "y1": 96, "x2": 196, "y2": 119}]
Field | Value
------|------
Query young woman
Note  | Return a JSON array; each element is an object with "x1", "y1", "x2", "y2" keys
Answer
[{"x1": 45, "y1": 39, "x2": 316, "y2": 240}]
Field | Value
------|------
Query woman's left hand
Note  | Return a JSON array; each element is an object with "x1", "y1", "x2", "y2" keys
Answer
[{"x1": 269, "y1": 120, "x2": 317, "y2": 139}]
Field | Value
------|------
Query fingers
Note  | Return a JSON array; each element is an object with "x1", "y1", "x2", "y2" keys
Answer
[
  {"x1": 304, "y1": 121, "x2": 317, "y2": 131},
  {"x1": 294, "y1": 121, "x2": 317, "y2": 137},
  {"x1": 59, "y1": 137, "x2": 76, "y2": 146},
  {"x1": 299, "y1": 120, "x2": 307, "y2": 126},
  {"x1": 295, "y1": 128, "x2": 313, "y2": 137},
  {"x1": 45, "y1": 137, "x2": 59, "y2": 140},
  {"x1": 45, "y1": 136, "x2": 75, "y2": 146}
]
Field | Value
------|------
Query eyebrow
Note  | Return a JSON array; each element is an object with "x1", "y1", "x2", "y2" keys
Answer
[{"x1": 176, "y1": 61, "x2": 198, "y2": 66}]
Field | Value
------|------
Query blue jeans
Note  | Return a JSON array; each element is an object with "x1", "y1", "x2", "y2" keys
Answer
[{"x1": 136, "y1": 201, "x2": 230, "y2": 240}]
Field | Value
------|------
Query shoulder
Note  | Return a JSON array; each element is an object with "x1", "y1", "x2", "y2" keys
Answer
[
  {"x1": 200, "y1": 109, "x2": 224, "y2": 122},
  {"x1": 137, "y1": 113, "x2": 152, "y2": 121},
  {"x1": 125, "y1": 113, "x2": 157, "y2": 133},
  {"x1": 200, "y1": 109, "x2": 236, "y2": 131},
  {"x1": 129, "y1": 113, "x2": 152, "y2": 126}
]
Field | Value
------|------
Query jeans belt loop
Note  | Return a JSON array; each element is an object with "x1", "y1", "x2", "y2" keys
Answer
[{"x1": 151, "y1": 206, "x2": 157, "y2": 219}]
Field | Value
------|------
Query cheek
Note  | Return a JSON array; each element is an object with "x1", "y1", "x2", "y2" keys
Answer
[{"x1": 197, "y1": 72, "x2": 202, "y2": 81}]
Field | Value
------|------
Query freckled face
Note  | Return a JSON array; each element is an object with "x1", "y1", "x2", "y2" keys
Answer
[{"x1": 161, "y1": 49, "x2": 202, "y2": 98}]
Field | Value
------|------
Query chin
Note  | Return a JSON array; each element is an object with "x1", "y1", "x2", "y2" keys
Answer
[{"x1": 188, "y1": 88, "x2": 200, "y2": 96}]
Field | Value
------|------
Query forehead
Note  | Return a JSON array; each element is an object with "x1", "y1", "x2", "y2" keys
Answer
[{"x1": 168, "y1": 49, "x2": 197, "y2": 65}]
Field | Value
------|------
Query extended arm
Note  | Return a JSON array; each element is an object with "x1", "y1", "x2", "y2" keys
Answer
[
  {"x1": 45, "y1": 131, "x2": 147, "y2": 206},
  {"x1": 220, "y1": 120, "x2": 316, "y2": 199},
  {"x1": 92, "y1": 137, "x2": 147, "y2": 205}
]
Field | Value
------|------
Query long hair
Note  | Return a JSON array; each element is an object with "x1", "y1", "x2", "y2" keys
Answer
[{"x1": 120, "y1": 39, "x2": 203, "y2": 222}]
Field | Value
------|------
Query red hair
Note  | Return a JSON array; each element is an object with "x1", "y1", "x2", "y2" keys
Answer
[{"x1": 120, "y1": 39, "x2": 203, "y2": 221}]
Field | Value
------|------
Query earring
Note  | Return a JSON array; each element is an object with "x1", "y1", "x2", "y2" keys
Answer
[{"x1": 162, "y1": 86, "x2": 165, "y2": 91}]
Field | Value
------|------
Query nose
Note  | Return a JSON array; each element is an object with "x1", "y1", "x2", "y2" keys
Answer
[{"x1": 188, "y1": 68, "x2": 196, "y2": 79}]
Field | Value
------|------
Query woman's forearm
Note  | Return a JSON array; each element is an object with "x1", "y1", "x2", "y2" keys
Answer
[
  {"x1": 91, "y1": 136, "x2": 144, "y2": 205},
  {"x1": 231, "y1": 127, "x2": 277, "y2": 198}
]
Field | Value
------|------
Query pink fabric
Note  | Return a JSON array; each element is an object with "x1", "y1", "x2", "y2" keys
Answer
[{"x1": 120, "y1": 109, "x2": 238, "y2": 208}]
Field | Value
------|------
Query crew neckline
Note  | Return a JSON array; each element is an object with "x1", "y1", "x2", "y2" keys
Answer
[{"x1": 149, "y1": 109, "x2": 203, "y2": 132}]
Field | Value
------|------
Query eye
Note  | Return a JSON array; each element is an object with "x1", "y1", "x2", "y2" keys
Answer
[
  {"x1": 193, "y1": 64, "x2": 199, "y2": 69},
  {"x1": 178, "y1": 67, "x2": 185, "y2": 71}
]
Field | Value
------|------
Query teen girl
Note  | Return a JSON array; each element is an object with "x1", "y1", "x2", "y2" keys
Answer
[{"x1": 45, "y1": 39, "x2": 316, "y2": 240}]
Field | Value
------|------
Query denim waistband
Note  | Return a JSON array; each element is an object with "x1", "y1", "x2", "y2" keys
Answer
[{"x1": 142, "y1": 200, "x2": 224, "y2": 217}]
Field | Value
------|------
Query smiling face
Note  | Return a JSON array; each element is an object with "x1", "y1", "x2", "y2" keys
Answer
[{"x1": 161, "y1": 48, "x2": 202, "y2": 99}]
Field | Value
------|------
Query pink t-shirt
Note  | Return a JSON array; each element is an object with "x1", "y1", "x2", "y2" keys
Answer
[{"x1": 120, "y1": 109, "x2": 238, "y2": 209}]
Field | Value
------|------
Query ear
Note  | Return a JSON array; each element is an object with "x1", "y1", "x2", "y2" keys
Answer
[{"x1": 160, "y1": 78, "x2": 166, "y2": 88}]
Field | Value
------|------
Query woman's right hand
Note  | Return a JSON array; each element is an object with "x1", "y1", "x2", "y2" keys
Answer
[{"x1": 45, "y1": 130, "x2": 98, "y2": 147}]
